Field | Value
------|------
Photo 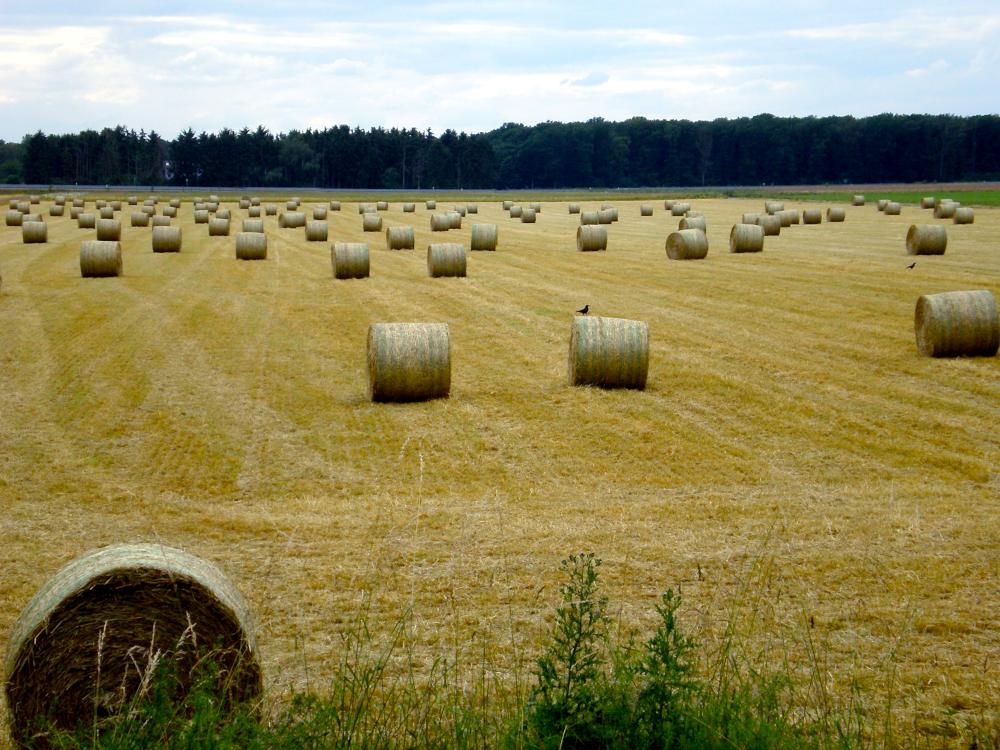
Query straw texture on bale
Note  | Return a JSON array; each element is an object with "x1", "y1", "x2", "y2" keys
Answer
[
  {"x1": 598, "y1": 208, "x2": 615, "y2": 224},
  {"x1": 209, "y1": 194, "x2": 220, "y2": 203},
  {"x1": 22, "y1": 213, "x2": 42, "y2": 224},
  {"x1": 169, "y1": 199, "x2": 181, "y2": 208},
  {"x1": 877, "y1": 199, "x2": 889, "y2": 211},
  {"x1": 666, "y1": 228, "x2": 709, "y2": 260},
  {"x1": 521, "y1": 208, "x2": 537, "y2": 223},
  {"x1": 775, "y1": 210, "x2": 793, "y2": 228},
  {"x1": 426, "y1": 200, "x2": 437, "y2": 209},
  {"x1": 367, "y1": 323, "x2": 450, "y2": 402},
  {"x1": 953, "y1": 207, "x2": 975, "y2": 224},
  {"x1": 22, "y1": 221, "x2": 47, "y2": 243},
  {"x1": 235, "y1": 232, "x2": 267, "y2": 260},
  {"x1": 664, "y1": 200, "x2": 676, "y2": 210},
  {"x1": 386, "y1": 225, "x2": 415, "y2": 250},
  {"x1": 509, "y1": 205, "x2": 523, "y2": 218},
  {"x1": 377, "y1": 201, "x2": 389, "y2": 211},
  {"x1": 759, "y1": 215, "x2": 782, "y2": 235},
  {"x1": 29, "y1": 195, "x2": 40, "y2": 204},
  {"x1": 70, "y1": 207, "x2": 83, "y2": 220},
  {"x1": 470, "y1": 224, "x2": 498, "y2": 251},
  {"x1": 329, "y1": 201, "x2": 341, "y2": 211},
  {"x1": 934, "y1": 202, "x2": 958, "y2": 219},
  {"x1": 279, "y1": 212, "x2": 306, "y2": 228},
  {"x1": 427, "y1": 243, "x2": 467, "y2": 278},
  {"x1": 265, "y1": 205, "x2": 277, "y2": 216},
  {"x1": 209, "y1": 217, "x2": 231, "y2": 236},
  {"x1": 130, "y1": 211, "x2": 149, "y2": 227},
  {"x1": 765, "y1": 201, "x2": 784, "y2": 214},
  {"x1": 242, "y1": 219, "x2": 264, "y2": 233},
  {"x1": 785, "y1": 210, "x2": 800, "y2": 225},
  {"x1": 332, "y1": 242, "x2": 370, "y2": 279},
  {"x1": 568, "y1": 203, "x2": 580, "y2": 214},
  {"x1": 141, "y1": 205, "x2": 155, "y2": 216},
  {"x1": 110, "y1": 201, "x2": 122, "y2": 211},
  {"x1": 79, "y1": 241, "x2": 122, "y2": 277},
  {"x1": 286, "y1": 200, "x2": 297, "y2": 211},
  {"x1": 313, "y1": 206, "x2": 327, "y2": 220},
  {"x1": 640, "y1": 204, "x2": 653, "y2": 217},
  {"x1": 5, "y1": 210, "x2": 23, "y2": 226},
  {"x1": 448, "y1": 211, "x2": 463, "y2": 229},
  {"x1": 885, "y1": 202, "x2": 902, "y2": 215},
  {"x1": 78, "y1": 212, "x2": 96, "y2": 229},
  {"x1": 403, "y1": 203, "x2": 415, "y2": 212},
  {"x1": 73, "y1": 199, "x2": 85, "y2": 208},
  {"x1": 530, "y1": 202, "x2": 542, "y2": 212},
  {"x1": 568, "y1": 316, "x2": 649, "y2": 390},
  {"x1": 802, "y1": 208, "x2": 822, "y2": 225},
  {"x1": 127, "y1": 196, "x2": 137, "y2": 205},
  {"x1": 576, "y1": 225, "x2": 607, "y2": 252},
  {"x1": 431, "y1": 213, "x2": 452, "y2": 231},
  {"x1": 248, "y1": 206, "x2": 261, "y2": 218},
  {"x1": 906, "y1": 224, "x2": 947, "y2": 255},
  {"x1": 4, "y1": 543, "x2": 262, "y2": 743},
  {"x1": 151, "y1": 216, "x2": 171, "y2": 227},
  {"x1": 194, "y1": 209, "x2": 210, "y2": 224},
  {"x1": 363, "y1": 213, "x2": 383, "y2": 232},
  {"x1": 670, "y1": 203, "x2": 690, "y2": 216},
  {"x1": 239, "y1": 198, "x2": 250, "y2": 209},
  {"x1": 852, "y1": 195, "x2": 865, "y2": 206},
  {"x1": 305, "y1": 220, "x2": 328, "y2": 241},
  {"x1": 96, "y1": 200, "x2": 108, "y2": 210},
  {"x1": 502, "y1": 200, "x2": 513, "y2": 210},
  {"x1": 729, "y1": 223, "x2": 764, "y2": 253},
  {"x1": 467, "y1": 204, "x2": 478, "y2": 214},
  {"x1": 679, "y1": 215, "x2": 707, "y2": 233},
  {"x1": 152, "y1": 226, "x2": 182, "y2": 253},
  {"x1": 453, "y1": 206, "x2": 467, "y2": 217},
  {"x1": 216, "y1": 209, "x2": 231, "y2": 220},
  {"x1": 827, "y1": 207, "x2": 846, "y2": 222},
  {"x1": 49, "y1": 205, "x2": 64, "y2": 217},
  {"x1": 164, "y1": 206, "x2": 178, "y2": 218},
  {"x1": 96, "y1": 218, "x2": 121, "y2": 241},
  {"x1": 357, "y1": 204, "x2": 371, "y2": 215},
  {"x1": 921, "y1": 197, "x2": 935, "y2": 208},
  {"x1": 580, "y1": 211, "x2": 599, "y2": 225},
  {"x1": 914, "y1": 290, "x2": 999, "y2": 358}
]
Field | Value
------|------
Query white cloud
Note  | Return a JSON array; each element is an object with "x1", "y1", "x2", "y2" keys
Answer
[{"x1": 905, "y1": 60, "x2": 950, "y2": 78}]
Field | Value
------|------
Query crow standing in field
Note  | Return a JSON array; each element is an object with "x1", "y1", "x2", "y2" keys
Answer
[
  {"x1": 907, "y1": 262, "x2": 916, "y2": 269},
  {"x1": 576, "y1": 304, "x2": 589, "y2": 315}
]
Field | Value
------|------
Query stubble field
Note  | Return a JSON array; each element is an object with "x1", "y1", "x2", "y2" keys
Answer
[{"x1": 0, "y1": 193, "x2": 997, "y2": 744}]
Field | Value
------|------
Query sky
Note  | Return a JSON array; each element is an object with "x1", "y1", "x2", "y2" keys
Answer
[{"x1": 1, "y1": 0, "x2": 998, "y2": 141}]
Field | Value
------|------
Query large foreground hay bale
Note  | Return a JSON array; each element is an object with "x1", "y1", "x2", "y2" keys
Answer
[
  {"x1": 96, "y1": 218, "x2": 121, "y2": 241},
  {"x1": 801, "y1": 208, "x2": 822, "y2": 225},
  {"x1": 580, "y1": 211, "x2": 599, "y2": 225},
  {"x1": 242, "y1": 219, "x2": 264, "y2": 233},
  {"x1": 235, "y1": 232, "x2": 267, "y2": 260},
  {"x1": 568, "y1": 315, "x2": 649, "y2": 390},
  {"x1": 934, "y1": 201, "x2": 958, "y2": 219},
  {"x1": 640, "y1": 204, "x2": 653, "y2": 217},
  {"x1": 152, "y1": 226, "x2": 182, "y2": 253},
  {"x1": 953, "y1": 207, "x2": 975, "y2": 224},
  {"x1": 209, "y1": 217, "x2": 231, "y2": 236},
  {"x1": 577, "y1": 225, "x2": 607, "y2": 252},
  {"x1": 363, "y1": 213, "x2": 383, "y2": 232},
  {"x1": 666, "y1": 228, "x2": 709, "y2": 260},
  {"x1": 22, "y1": 221, "x2": 47, "y2": 243},
  {"x1": 367, "y1": 323, "x2": 450, "y2": 402},
  {"x1": 130, "y1": 211, "x2": 149, "y2": 227},
  {"x1": 884, "y1": 202, "x2": 902, "y2": 215},
  {"x1": 77, "y1": 212, "x2": 96, "y2": 229},
  {"x1": 80, "y1": 241, "x2": 122, "y2": 277},
  {"x1": 826, "y1": 207, "x2": 846, "y2": 222},
  {"x1": 729, "y1": 223, "x2": 764, "y2": 253},
  {"x1": 279, "y1": 211, "x2": 306, "y2": 229},
  {"x1": 906, "y1": 224, "x2": 947, "y2": 255},
  {"x1": 4, "y1": 544, "x2": 262, "y2": 743},
  {"x1": 679, "y1": 215, "x2": 706, "y2": 233},
  {"x1": 332, "y1": 242, "x2": 370, "y2": 278},
  {"x1": 521, "y1": 208, "x2": 537, "y2": 223},
  {"x1": 914, "y1": 290, "x2": 998, "y2": 358},
  {"x1": 470, "y1": 224, "x2": 498, "y2": 251},
  {"x1": 431, "y1": 213, "x2": 452, "y2": 231},
  {"x1": 427, "y1": 243, "x2": 467, "y2": 277},
  {"x1": 386, "y1": 225, "x2": 415, "y2": 250},
  {"x1": 759, "y1": 215, "x2": 782, "y2": 235},
  {"x1": 6, "y1": 210, "x2": 23, "y2": 226},
  {"x1": 305, "y1": 220, "x2": 328, "y2": 241}
]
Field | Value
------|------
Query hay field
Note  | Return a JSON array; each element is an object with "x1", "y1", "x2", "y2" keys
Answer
[{"x1": 1, "y1": 196, "x2": 998, "y2": 742}]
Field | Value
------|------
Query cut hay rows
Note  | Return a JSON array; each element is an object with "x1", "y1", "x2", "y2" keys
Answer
[
  {"x1": 332, "y1": 242, "x2": 370, "y2": 279},
  {"x1": 367, "y1": 322, "x2": 450, "y2": 402},
  {"x1": 79, "y1": 240, "x2": 122, "y2": 277},
  {"x1": 666, "y1": 228, "x2": 709, "y2": 260},
  {"x1": 915, "y1": 290, "x2": 999, "y2": 357},
  {"x1": 906, "y1": 224, "x2": 947, "y2": 255},
  {"x1": 152, "y1": 226, "x2": 182, "y2": 253},
  {"x1": 386, "y1": 226, "x2": 415, "y2": 251},
  {"x1": 470, "y1": 224, "x2": 498, "y2": 251},
  {"x1": 568, "y1": 315, "x2": 649, "y2": 390},
  {"x1": 235, "y1": 232, "x2": 267, "y2": 260}
]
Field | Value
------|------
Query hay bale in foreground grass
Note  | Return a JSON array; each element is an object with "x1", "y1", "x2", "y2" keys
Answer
[
  {"x1": 6, "y1": 210, "x2": 23, "y2": 226},
  {"x1": 906, "y1": 224, "x2": 947, "y2": 255},
  {"x1": 248, "y1": 206, "x2": 261, "y2": 218},
  {"x1": 740, "y1": 212, "x2": 760, "y2": 225},
  {"x1": 363, "y1": 213, "x2": 383, "y2": 232},
  {"x1": 884, "y1": 202, "x2": 902, "y2": 215},
  {"x1": 730, "y1": 223, "x2": 764, "y2": 253},
  {"x1": 666, "y1": 228, "x2": 709, "y2": 260},
  {"x1": 312, "y1": 206, "x2": 327, "y2": 220},
  {"x1": 568, "y1": 315, "x2": 649, "y2": 390},
  {"x1": 914, "y1": 290, "x2": 998, "y2": 358},
  {"x1": 852, "y1": 195, "x2": 865, "y2": 206},
  {"x1": 386, "y1": 225, "x2": 415, "y2": 250},
  {"x1": 509, "y1": 205, "x2": 523, "y2": 218},
  {"x1": 242, "y1": 219, "x2": 264, "y2": 233},
  {"x1": 521, "y1": 208, "x2": 537, "y2": 223},
  {"x1": 163, "y1": 206, "x2": 178, "y2": 218},
  {"x1": 920, "y1": 197, "x2": 935, "y2": 209},
  {"x1": 4, "y1": 543, "x2": 262, "y2": 743},
  {"x1": 235, "y1": 232, "x2": 267, "y2": 260},
  {"x1": 78, "y1": 212, "x2": 96, "y2": 229},
  {"x1": 131, "y1": 211, "x2": 149, "y2": 227},
  {"x1": 328, "y1": 201, "x2": 340, "y2": 211},
  {"x1": 367, "y1": 323, "x2": 450, "y2": 402},
  {"x1": 502, "y1": 200, "x2": 513, "y2": 210},
  {"x1": 265, "y1": 205, "x2": 277, "y2": 216},
  {"x1": 403, "y1": 203, "x2": 415, "y2": 213},
  {"x1": 151, "y1": 216, "x2": 171, "y2": 227},
  {"x1": 597, "y1": 208, "x2": 614, "y2": 224},
  {"x1": 453, "y1": 206, "x2": 467, "y2": 217},
  {"x1": 332, "y1": 242, "x2": 369, "y2": 279},
  {"x1": 279, "y1": 212, "x2": 306, "y2": 229},
  {"x1": 679, "y1": 215, "x2": 706, "y2": 233},
  {"x1": 377, "y1": 201, "x2": 389, "y2": 211},
  {"x1": 426, "y1": 200, "x2": 437, "y2": 210},
  {"x1": 577, "y1": 225, "x2": 607, "y2": 252},
  {"x1": 194, "y1": 209, "x2": 210, "y2": 224},
  {"x1": 670, "y1": 203, "x2": 690, "y2": 216},
  {"x1": 448, "y1": 211, "x2": 463, "y2": 229},
  {"x1": 96, "y1": 218, "x2": 121, "y2": 241},
  {"x1": 953, "y1": 207, "x2": 975, "y2": 224},
  {"x1": 934, "y1": 202, "x2": 958, "y2": 219},
  {"x1": 467, "y1": 204, "x2": 478, "y2": 214},
  {"x1": 427, "y1": 243, "x2": 467, "y2": 277},
  {"x1": 470, "y1": 224, "x2": 498, "y2": 251},
  {"x1": 431, "y1": 213, "x2": 452, "y2": 231},
  {"x1": 305, "y1": 220, "x2": 328, "y2": 241},
  {"x1": 580, "y1": 211, "x2": 599, "y2": 225},
  {"x1": 568, "y1": 203, "x2": 580, "y2": 214},
  {"x1": 827, "y1": 207, "x2": 846, "y2": 222},
  {"x1": 209, "y1": 217, "x2": 231, "y2": 236},
  {"x1": 49, "y1": 205, "x2": 64, "y2": 217},
  {"x1": 759, "y1": 215, "x2": 782, "y2": 235},
  {"x1": 802, "y1": 208, "x2": 822, "y2": 225},
  {"x1": 877, "y1": 199, "x2": 889, "y2": 211},
  {"x1": 640, "y1": 204, "x2": 653, "y2": 216},
  {"x1": 22, "y1": 221, "x2": 47, "y2": 243},
  {"x1": 765, "y1": 201, "x2": 784, "y2": 214},
  {"x1": 152, "y1": 226, "x2": 182, "y2": 253},
  {"x1": 80, "y1": 241, "x2": 122, "y2": 277}
]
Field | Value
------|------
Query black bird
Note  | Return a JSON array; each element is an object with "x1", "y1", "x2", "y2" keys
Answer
[
  {"x1": 907, "y1": 262, "x2": 916, "y2": 269},
  {"x1": 576, "y1": 304, "x2": 589, "y2": 315}
]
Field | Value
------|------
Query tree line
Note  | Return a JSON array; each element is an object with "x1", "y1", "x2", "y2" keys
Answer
[{"x1": 4, "y1": 113, "x2": 999, "y2": 189}]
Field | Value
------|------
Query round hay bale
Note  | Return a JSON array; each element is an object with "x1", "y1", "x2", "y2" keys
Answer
[
  {"x1": 765, "y1": 201, "x2": 784, "y2": 215},
  {"x1": 96, "y1": 218, "x2": 121, "y2": 241},
  {"x1": 239, "y1": 198, "x2": 250, "y2": 210},
  {"x1": 279, "y1": 212, "x2": 306, "y2": 229},
  {"x1": 666, "y1": 228, "x2": 709, "y2": 260},
  {"x1": 953, "y1": 207, "x2": 975, "y2": 224},
  {"x1": 402, "y1": 203, "x2": 415, "y2": 213},
  {"x1": 470, "y1": 224, "x2": 498, "y2": 251},
  {"x1": 163, "y1": 206, "x2": 178, "y2": 218},
  {"x1": 77, "y1": 212, "x2": 96, "y2": 229},
  {"x1": 921, "y1": 197, "x2": 936, "y2": 209},
  {"x1": 15, "y1": 201, "x2": 30, "y2": 214},
  {"x1": 286, "y1": 200, "x2": 297, "y2": 211},
  {"x1": 430, "y1": 213, "x2": 452, "y2": 231},
  {"x1": 4, "y1": 543, "x2": 261, "y2": 742},
  {"x1": 568, "y1": 203, "x2": 581, "y2": 214},
  {"x1": 802, "y1": 208, "x2": 822, "y2": 225},
  {"x1": 597, "y1": 208, "x2": 615, "y2": 224},
  {"x1": 332, "y1": 242, "x2": 370, "y2": 279},
  {"x1": 884, "y1": 202, "x2": 902, "y2": 215},
  {"x1": 110, "y1": 201, "x2": 122, "y2": 211},
  {"x1": 521, "y1": 208, "x2": 537, "y2": 224},
  {"x1": 169, "y1": 199, "x2": 181, "y2": 209},
  {"x1": 530, "y1": 202, "x2": 542, "y2": 212},
  {"x1": 131, "y1": 211, "x2": 149, "y2": 227},
  {"x1": 141, "y1": 205, "x2": 156, "y2": 216},
  {"x1": 934, "y1": 201, "x2": 958, "y2": 219},
  {"x1": 49, "y1": 204, "x2": 64, "y2": 217},
  {"x1": 664, "y1": 199, "x2": 676, "y2": 209},
  {"x1": 305, "y1": 220, "x2": 328, "y2": 241},
  {"x1": 914, "y1": 290, "x2": 998, "y2": 358},
  {"x1": 426, "y1": 200, "x2": 437, "y2": 210},
  {"x1": 852, "y1": 195, "x2": 865, "y2": 206},
  {"x1": 329, "y1": 201, "x2": 341, "y2": 211},
  {"x1": 568, "y1": 315, "x2": 649, "y2": 390},
  {"x1": 54, "y1": 195, "x2": 66, "y2": 206},
  {"x1": 95, "y1": 200, "x2": 108, "y2": 210},
  {"x1": 251, "y1": 197, "x2": 261, "y2": 206},
  {"x1": 906, "y1": 224, "x2": 947, "y2": 255},
  {"x1": 427, "y1": 243, "x2": 467, "y2": 278},
  {"x1": 22, "y1": 221, "x2": 47, "y2": 243},
  {"x1": 877, "y1": 199, "x2": 889, "y2": 211},
  {"x1": 194, "y1": 209, "x2": 210, "y2": 224},
  {"x1": 640, "y1": 204, "x2": 653, "y2": 217},
  {"x1": 22, "y1": 213, "x2": 42, "y2": 223},
  {"x1": 5, "y1": 210, "x2": 23, "y2": 226},
  {"x1": 367, "y1": 322, "x2": 450, "y2": 402},
  {"x1": 29, "y1": 195, "x2": 40, "y2": 204},
  {"x1": 759, "y1": 215, "x2": 782, "y2": 235},
  {"x1": 152, "y1": 226, "x2": 182, "y2": 253},
  {"x1": 377, "y1": 201, "x2": 389, "y2": 211},
  {"x1": 209, "y1": 194, "x2": 220, "y2": 204},
  {"x1": 73, "y1": 199, "x2": 85, "y2": 209},
  {"x1": 265, "y1": 205, "x2": 277, "y2": 216},
  {"x1": 216, "y1": 209, "x2": 231, "y2": 220},
  {"x1": 679, "y1": 215, "x2": 706, "y2": 233},
  {"x1": 576, "y1": 225, "x2": 607, "y2": 252},
  {"x1": 242, "y1": 219, "x2": 264, "y2": 233},
  {"x1": 99, "y1": 207, "x2": 114, "y2": 220},
  {"x1": 740, "y1": 212, "x2": 760, "y2": 224},
  {"x1": 80, "y1": 240, "x2": 122, "y2": 277},
  {"x1": 248, "y1": 206, "x2": 261, "y2": 218},
  {"x1": 785, "y1": 210, "x2": 800, "y2": 225},
  {"x1": 730, "y1": 223, "x2": 764, "y2": 253},
  {"x1": 448, "y1": 211, "x2": 463, "y2": 229},
  {"x1": 70, "y1": 207, "x2": 82, "y2": 220},
  {"x1": 579, "y1": 211, "x2": 600, "y2": 225},
  {"x1": 127, "y1": 196, "x2": 137, "y2": 206},
  {"x1": 235, "y1": 232, "x2": 267, "y2": 260},
  {"x1": 313, "y1": 206, "x2": 328, "y2": 220},
  {"x1": 600, "y1": 203, "x2": 613, "y2": 210},
  {"x1": 827, "y1": 207, "x2": 846, "y2": 222},
  {"x1": 502, "y1": 200, "x2": 513, "y2": 210},
  {"x1": 453, "y1": 206, "x2": 467, "y2": 217},
  {"x1": 466, "y1": 204, "x2": 478, "y2": 214},
  {"x1": 209, "y1": 217, "x2": 231, "y2": 236},
  {"x1": 509, "y1": 205, "x2": 523, "y2": 218},
  {"x1": 363, "y1": 213, "x2": 383, "y2": 232},
  {"x1": 670, "y1": 203, "x2": 689, "y2": 216},
  {"x1": 151, "y1": 216, "x2": 171, "y2": 227},
  {"x1": 775, "y1": 210, "x2": 793, "y2": 228},
  {"x1": 386, "y1": 225, "x2": 415, "y2": 250}
]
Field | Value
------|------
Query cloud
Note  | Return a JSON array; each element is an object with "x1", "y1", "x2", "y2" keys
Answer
[
  {"x1": 905, "y1": 60, "x2": 950, "y2": 78},
  {"x1": 565, "y1": 72, "x2": 609, "y2": 87}
]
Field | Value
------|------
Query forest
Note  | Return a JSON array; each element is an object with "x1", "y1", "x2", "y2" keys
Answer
[{"x1": 3, "y1": 113, "x2": 999, "y2": 189}]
